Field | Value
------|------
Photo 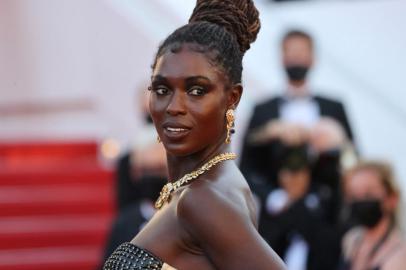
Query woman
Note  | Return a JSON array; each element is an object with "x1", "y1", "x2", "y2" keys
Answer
[
  {"x1": 103, "y1": 0, "x2": 286, "y2": 269},
  {"x1": 340, "y1": 161, "x2": 406, "y2": 270}
]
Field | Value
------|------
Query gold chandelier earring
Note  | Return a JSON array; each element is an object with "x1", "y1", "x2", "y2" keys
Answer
[
  {"x1": 225, "y1": 109, "x2": 235, "y2": 144},
  {"x1": 157, "y1": 135, "x2": 161, "y2": 143}
]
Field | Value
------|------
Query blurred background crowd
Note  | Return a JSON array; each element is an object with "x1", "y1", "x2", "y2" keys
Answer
[{"x1": 0, "y1": 0, "x2": 405, "y2": 270}]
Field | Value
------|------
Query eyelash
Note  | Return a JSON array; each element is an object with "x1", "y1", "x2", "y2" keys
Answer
[
  {"x1": 188, "y1": 86, "x2": 206, "y2": 96},
  {"x1": 151, "y1": 85, "x2": 170, "y2": 95},
  {"x1": 150, "y1": 85, "x2": 207, "y2": 96}
]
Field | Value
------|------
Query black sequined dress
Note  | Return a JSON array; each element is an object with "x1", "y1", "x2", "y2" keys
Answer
[{"x1": 103, "y1": 242, "x2": 165, "y2": 270}]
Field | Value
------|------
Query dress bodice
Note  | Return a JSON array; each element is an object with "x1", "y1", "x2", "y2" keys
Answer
[{"x1": 103, "y1": 242, "x2": 163, "y2": 270}]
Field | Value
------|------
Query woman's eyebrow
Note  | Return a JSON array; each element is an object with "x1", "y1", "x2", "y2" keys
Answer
[
  {"x1": 151, "y1": 75, "x2": 213, "y2": 88},
  {"x1": 151, "y1": 75, "x2": 168, "y2": 83},
  {"x1": 152, "y1": 75, "x2": 211, "y2": 83},
  {"x1": 185, "y1": 76, "x2": 211, "y2": 83}
]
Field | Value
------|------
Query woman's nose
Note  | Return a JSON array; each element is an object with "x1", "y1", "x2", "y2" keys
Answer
[{"x1": 166, "y1": 91, "x2": 186, "y2": 116}]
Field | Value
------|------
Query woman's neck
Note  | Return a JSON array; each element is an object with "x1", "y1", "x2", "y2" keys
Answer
[
  {"x1": 165, "y1": 141, "x2": 230, "y2": 182},
  {"x1": 365, "y1": 216, "x2": 392, "y2": 243}
]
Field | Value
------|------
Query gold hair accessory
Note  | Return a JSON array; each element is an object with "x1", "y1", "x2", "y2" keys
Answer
[
  {"x1": 225, "y1": 109, "x2": 235, "y2": 144},
  {"x1": 155, "y1": 152, "x2": 237, "y2": 209}
]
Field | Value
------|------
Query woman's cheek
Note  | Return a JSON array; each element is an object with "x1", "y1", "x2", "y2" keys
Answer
[
  {"x1": 150, "y1": 99, "x2": 167, "y2": 121},
  {"x1": 205, "y1": 109, "x2": 226, "y2": 136}
]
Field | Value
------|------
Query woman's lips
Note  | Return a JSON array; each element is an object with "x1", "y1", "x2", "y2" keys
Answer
[{"x1": 163, "y1": 126, "x2": 191, "y2": 140}]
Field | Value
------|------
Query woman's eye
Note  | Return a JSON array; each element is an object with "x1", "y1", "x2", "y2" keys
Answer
[
  {"x1": 154, "y1": 86, "x2": 169, "y2": 95},
  {"x1": 188, "y1": 87, "x2": 206, "y2": 96}
]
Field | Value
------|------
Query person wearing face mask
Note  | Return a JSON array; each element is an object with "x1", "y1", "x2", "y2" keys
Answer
[
  {"x1": 240, "y1": 29, "x2": 354, "y2": 203},
  {"x1": 101, "y1": 87, "x2": 168, "y2": 266},
  {"x1": 114, "y1": 86, "x2": 168, "y2": 211},
  {"x1": 339, "y1": 161, "x2": 406, "y2": 270}
]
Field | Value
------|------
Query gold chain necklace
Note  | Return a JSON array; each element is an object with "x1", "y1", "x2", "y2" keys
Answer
[{"x1": 155, "y1": 152, "x2": 237, "y2": 210}]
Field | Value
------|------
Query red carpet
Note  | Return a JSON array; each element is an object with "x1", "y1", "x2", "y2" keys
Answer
[{"x1": 0, "y1": 141, "x2": 115, "y2": 270}]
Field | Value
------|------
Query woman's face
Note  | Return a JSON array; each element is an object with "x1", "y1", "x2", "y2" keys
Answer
[
  {"x1": 282, "y1": 36, "x2": 313, "y2": 68},
  {"x1": 345, "y1": 169, "x2": 397, "y2": 213},
  {"x1": 149, "y1": 45, "x2": 239, "y2": 156},
  {"x1": 345, "y1": 169, "x2": 386, "y2": 201}
]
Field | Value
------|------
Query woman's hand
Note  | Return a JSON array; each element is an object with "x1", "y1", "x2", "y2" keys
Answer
[
  {"x1": 249, "y1": 120, "x2": 309, "y2": 146},
  {"x1": 309, "y1": 117, "x2": 347, "y2": 153}
]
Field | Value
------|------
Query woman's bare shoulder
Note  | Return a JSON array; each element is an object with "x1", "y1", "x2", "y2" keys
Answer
[
  {"x1": 175, "y1": 179, "x2": 286, "y2": 270},
  {"x1": 176, "y1": 168, "x2": 252, "y2": 220},
  {"x1": 383, "y1": 240, "x2": 406, "y2": 270},
  {"x1": 177, "y1": 179, "x2": 244, "y2": 223}
]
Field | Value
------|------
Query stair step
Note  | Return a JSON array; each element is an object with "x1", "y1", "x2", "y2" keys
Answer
[
  {"x1": 0, "y1": 140, "x2": 116, "y2": 270},
  {"x1": 0, "y1": 140, "x2": 98, "y2": 159},
  {"x1": 0, "y1": 167, "x2": 113, "y2": 186},
  {"x1": 0, "y1": 215, "x2": 114, "y2": 249},
  {"x1": 0, "y1": 185, "x2": 115, "y2": 217},
  {"x1": 0, "y1": 246, "x2": 103, "y2": 270}
]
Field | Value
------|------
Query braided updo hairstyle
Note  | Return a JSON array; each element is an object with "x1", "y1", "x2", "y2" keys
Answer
[{"x1": 152, "y1": 0, "x2": 260, "y2": 85}]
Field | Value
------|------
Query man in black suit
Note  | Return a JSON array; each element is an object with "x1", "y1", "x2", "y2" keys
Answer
[
  {"x1": 239, "y1": 30, "x2": 354, "y2": 269},
  {"x1": 240, "y1": 29, "x2": 354, "y2": 192}
]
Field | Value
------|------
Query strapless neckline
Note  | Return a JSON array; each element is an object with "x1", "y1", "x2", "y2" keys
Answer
[{"x1": 103, "y1": 242, "x2": 163, "y2": 270}]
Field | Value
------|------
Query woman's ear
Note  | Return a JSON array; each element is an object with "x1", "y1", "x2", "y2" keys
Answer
[
  {"x1": 385, "y1": 192, "x2": 399, "y2": 213},
  {"x1": 227, "y1": 83, "x2": 243, "y2": 109}
]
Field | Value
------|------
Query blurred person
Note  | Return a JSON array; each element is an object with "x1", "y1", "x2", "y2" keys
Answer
[
  {"x1": 102, "y1": 174, "x2": 165, "y2": 263},
  {"x1": 238, "y1": 33, "x2": 356, "y2": 270},
  {"x1": 339, "y1": 161, "x2": 406, "y2": 270},
  {"x1": 240, "y1": 29, "x2": 354, "y2": 196},
  {"x1": 103, "y1": 88, "x2": 167, "y2": 262},
  {"x1": 258, "y1": 119, "x2": 348, "y2": 270},
  {"x1": 103, "y1": 0, "x2": 286, "y2": 269},
  {"x1": 246, "y1": 116, "x2": 353, "y2": 212},
  {"x1": 115, "y1": 87, "x2": 167, "y2": 211}
]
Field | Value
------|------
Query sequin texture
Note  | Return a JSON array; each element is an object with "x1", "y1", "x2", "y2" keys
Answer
[{"x1": 103, "y1": 242, "x2": 163, "y2": 270}]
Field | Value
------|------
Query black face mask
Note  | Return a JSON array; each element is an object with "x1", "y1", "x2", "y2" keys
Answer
[
  {"x1": 349, "y1": 199, "x2": 383, "y2": 228},
  {"x1": 285, "y1": 65, "x2": 309, "y2": 82}
]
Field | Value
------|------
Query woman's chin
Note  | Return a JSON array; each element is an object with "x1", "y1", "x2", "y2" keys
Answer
[
  {"x1": 163, "y1": 143, "x2": 194, "y2": 157},
  {"x1": 163, "y1": 142, "x2": 205, "y2": 157}
]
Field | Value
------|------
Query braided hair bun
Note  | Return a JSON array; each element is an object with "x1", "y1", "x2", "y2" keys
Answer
[
  {"x1": 153, "y1": 0, "x2": 261, "y2": 84},
  {"x1": 189, "y1": 0, "x2": 260, "y2": 54}
]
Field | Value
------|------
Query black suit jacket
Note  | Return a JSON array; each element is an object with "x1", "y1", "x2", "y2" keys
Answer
[
  {"x1": 242, "y1": 95, "x2": 353, "y2": 140},
  {"x1": 239, "y1": 94, "x2": 353, "y2": 270},
  {"x1": 239, "y1": 94, "x2": 354, "y2": 199}
]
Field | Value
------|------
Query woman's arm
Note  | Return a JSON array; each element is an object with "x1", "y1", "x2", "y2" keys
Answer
[{"x1": 177, "y1": 184, "x2": 286, "y2": 270}]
